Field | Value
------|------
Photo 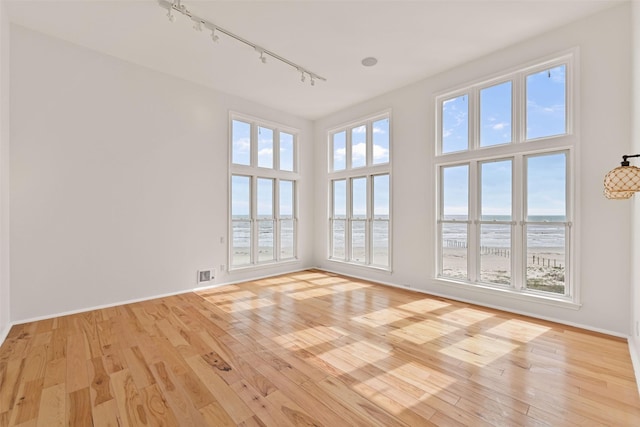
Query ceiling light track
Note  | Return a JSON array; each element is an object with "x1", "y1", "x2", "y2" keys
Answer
[{"x1": 158, "y1": 0, "x2": 326, "y2": 86}]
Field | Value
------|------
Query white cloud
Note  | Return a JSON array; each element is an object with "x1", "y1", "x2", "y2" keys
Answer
[
  {"x1": 373, "y1": 144, "x2": 389, "y2": 162},
  {"x1": 492, "y1": 122, "x2": 509, "y2": 131},
  {"x1": 352, "y1": 125, "x2": 367, "y2": 134},
  {"x1": 233, "y1": 137, "x2": 250, "y2": 152},
  {"x1": 527, "y1": 100, "x2": 565, "y2": 115},
  {"x1": 352, "y1": 142, "x2": 366, "y2": 163},
  {"x1": 258, "y1": 147, "x2": 273, "y2": 156},
  {"x1": 372, "y1": 126, "x2": 386, "y2": 134}
]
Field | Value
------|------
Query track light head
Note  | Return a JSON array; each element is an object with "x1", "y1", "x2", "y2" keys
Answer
[
  {"x1": 255, "y1": 47, "x2": 267, "y2": 64},
  {"x1": 193, "y1": 20, "x2": 203, "y2": 31},
  {"x1": 310, "y1": 77, "x2": 315, "y2": 86},
  {"x1": 166, "y1": 10, "x2": 175, "y2": 22},
  {"x1": 210, "y1": 28, "x2": 219, "y2": 43}
]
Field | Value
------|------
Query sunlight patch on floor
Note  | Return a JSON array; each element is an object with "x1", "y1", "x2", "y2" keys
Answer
[
  {"x1": 287, "y1": 287, "x2": 340, "y2": 300},
  {"x1": 439, "y1": 334, "x2": 520, "y2": 367},
  {"x1": 438, "y1": 307, "x2": 496, "y2": 327},
  {"x1": 216, "y1": 298, "x2": 275, "y2": 313},
  {"x1": 288, "y1": 272, "x2": 329, "y2": 281},
  {"x1": 252, "y1": 276, "x2": 298, "y2": 286},
  {"x1": 330, "y1": 282, "x2": 372, "y2": 292},
  {"x1": 389, "y1": 319, "x2": 461, "y2": 345},
  {"x1": 320, "y1": 342, "x2": 388, "y2": 368},
  {"x1": 352, "y1": 308, "x2": 415, "y2": 328},
  {"x1": 486, "y1": 319, "x2": 551, "y2": 342},
  {"x1": 201, "y1": 289, "x2": 256, "y2": 302},
  {"x1": 398, "y1": 298, "x2": 452, "y2": 313},
  {"x1": 273, "y1": 325, "x2": 347, "y2": 349}
]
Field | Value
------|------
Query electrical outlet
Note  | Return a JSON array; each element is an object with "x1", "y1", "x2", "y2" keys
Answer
[
  {"x1": 220, "y1": 264, "x2": 225, "y2": 272},
  {"x1": 220, "y1": 236, "x2": 225, "y2": 244},
  {"x1": 636, "y1": 321, "x2": 639, "y2": 337}
]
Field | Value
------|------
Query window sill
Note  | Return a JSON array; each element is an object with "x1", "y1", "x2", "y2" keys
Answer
[
  {"x1": 327, "y1": 258, "x2": 392, "y2": 274},
  {"x1": 433, "y1": 276, "x2": 581, "y2": 310},
  {"x1": 229, "y1": 258, "x2": 301, "y2": 273}
]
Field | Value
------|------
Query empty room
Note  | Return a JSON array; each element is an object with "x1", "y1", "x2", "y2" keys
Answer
[{"x1": 1, "y1": 0, "x2": 640, "y2": 425}]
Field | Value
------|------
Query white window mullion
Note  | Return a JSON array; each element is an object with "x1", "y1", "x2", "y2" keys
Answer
[
  {"x1": 468, "y1": 161, "x2": 479, "y2": 282},
  {"x1": 366, "y1": 121, "x2": 373, "y2": 166},
  {"x1": 274, "y1": 130, "x2": 281, "y2": 171},
  {"x1": 250, "y1": 175, "x2": 258, "y2": 265},
  {"x1": 366, "y1": 174, "x2": 372, "y2": 265},
  {"x1": 346, "y1": 177, "x2": 353, "y2": 261},
  {"x1": 346, "y1": 127, "x2": 353, "y2": 170},
  {"x1": 512, "y1": 154, "x2": 524, "y2": 290},
  {"x1": 513, "y1": 76, "x2": 524, "y2": 144},
  {"x1": 469, "y1": 89, "x2": 480, "y2": 151},
  {"x1": 328, "y1": 180, "x2": 334, "y2": 259},
  {"x1": 250, "y1": 122, "x2": 258, "y2": 167},
  {"x1": 274, "y1": 178, "x2": 280, "y2": 261}
]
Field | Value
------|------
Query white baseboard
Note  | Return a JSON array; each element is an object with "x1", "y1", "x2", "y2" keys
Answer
[
  {"x1": 0, "y1": 322, "x2": 11, "y2": 346},
  {"x1": 316, "y1": 266, "x2": 627, "y2": 339},
  {"x1": 629, "y1": 337, "x2": 640, "y2": 395},
  {"x1": 7, "y1": 266, "x2": 312, "y2": 330}
]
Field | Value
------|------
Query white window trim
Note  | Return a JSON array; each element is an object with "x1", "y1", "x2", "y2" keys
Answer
[
  {"x1": 229, "y1": 112, "x2": 300, "y2": 271},
  {"x1": 434, "y1": 49, "x2": 580, "y2": 306},
  {"x1": 327, "y1": 110, "x2": 393, "y2": 272}
]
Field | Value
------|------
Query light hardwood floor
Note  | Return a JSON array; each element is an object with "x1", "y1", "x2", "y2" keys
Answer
[{"x1": 1, "y1": 269, "x2": 639, "y2": 426}]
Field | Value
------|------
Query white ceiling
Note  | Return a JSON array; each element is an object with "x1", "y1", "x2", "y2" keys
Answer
[{"x1": 6, "y1": 0, "x2": 623, "y2": 120}]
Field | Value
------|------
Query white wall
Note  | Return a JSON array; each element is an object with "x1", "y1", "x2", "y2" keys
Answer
[
  {"x1": 630, "y1": 0, "x2": 640, "y2": 365},
  {"x1": 0, "y1": 1, "x2": 11, "y2": 340},
  {"x1": 10, "y1": 25, "x2": 314, "y2": 322},
  {"x1": 314, "y1": 5, "x2": 633, "y2": 335}
]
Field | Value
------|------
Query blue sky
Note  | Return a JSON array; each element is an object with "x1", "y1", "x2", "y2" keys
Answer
[
  {"x1": 442, "y1": 65, "x2": 567, "y2": 217},
  {"x1": 231, "y1": 120, "x2": 295, "y2": 216},
  {"x1": 331, "y1": 119, "x2": 390, "y2": 217}
]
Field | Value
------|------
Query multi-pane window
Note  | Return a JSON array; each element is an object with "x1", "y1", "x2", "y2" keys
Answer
[
  {"x1": 328, "y1": 113, "x2": 391, "y2": 270},
  {"x1": 230, "y1": 114, "x2": 298, "y2": 269},
  {"x1": 436, "y1": 53, "x2": 575, "y2": 302}
]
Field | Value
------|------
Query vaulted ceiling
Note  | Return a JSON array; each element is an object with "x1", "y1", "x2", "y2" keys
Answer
[{"x1": 6, "y1": 0, "x2": 623, "y2": 119}]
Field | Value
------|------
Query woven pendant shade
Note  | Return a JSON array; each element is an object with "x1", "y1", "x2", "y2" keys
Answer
[
  {"x1": 604, "y1": 187, "x2": 634, "y2": 200},
  {"x1": 603, "y1": 165, "x2": 640, "y2": 193}
]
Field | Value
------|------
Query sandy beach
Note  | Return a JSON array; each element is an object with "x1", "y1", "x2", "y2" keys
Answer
[{"x1": 442, "y1": 247, "x2": 565, "y2": 293}]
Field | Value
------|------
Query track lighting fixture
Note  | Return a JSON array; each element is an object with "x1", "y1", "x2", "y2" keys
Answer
[{"x1": 158, "y1": 0, "x2": 326, "y2": 86}]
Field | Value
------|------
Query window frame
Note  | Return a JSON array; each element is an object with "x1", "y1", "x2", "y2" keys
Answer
[
  {"x1": 327, "y1": 110, "x2": 392, "y2": 271},
  {"x1": 434, "y1": 50, "x2": 579, "y2": 307},
  {"x1": 229, "y1": 112, "x2": 300, "y2": 271}
]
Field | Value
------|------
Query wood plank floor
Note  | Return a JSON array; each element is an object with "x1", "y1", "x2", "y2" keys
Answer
[{"x1": 1, "y1": 269, "x2": 640, "y2": 426}]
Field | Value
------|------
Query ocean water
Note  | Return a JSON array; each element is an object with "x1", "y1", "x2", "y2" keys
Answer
[
  {"x1": 231, "y1": 216, "x2": 293, "y2": 249},
  {"x1": 442, "y1": 215, "x2": 566, "y2": 248},
  {"x1": 230, "y1": 214, "x2": 565, "y2": 262}
]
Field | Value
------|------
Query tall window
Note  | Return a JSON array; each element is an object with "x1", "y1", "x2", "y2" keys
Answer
[
  {"x1": 230, "y1": 113, "x2": 298, "y2": 269},
  {"x1": 328, "y1": 112, "x2": 391, "y2": 270},
  {"x1": 436, "y1": 52, "x2": 575, "y2": 302}
]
